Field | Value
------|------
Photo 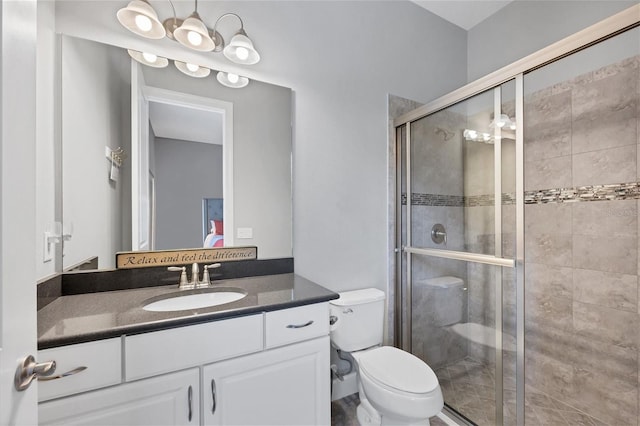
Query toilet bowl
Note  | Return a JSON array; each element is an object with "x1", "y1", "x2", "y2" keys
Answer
[
  {"x1": 330, "y1": 288, "x2": 444, "y2": 426},
  {"x1": 353, "y1": 346, "x2": 443, "y2": 425}
]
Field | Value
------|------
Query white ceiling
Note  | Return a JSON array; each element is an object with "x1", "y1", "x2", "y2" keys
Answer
[
  {"x1": 149, "y1": 102, "x2": 223, "y2": 145},
  {"x1": 411, "y1": 0, "x2": 514, "y2": 30}
]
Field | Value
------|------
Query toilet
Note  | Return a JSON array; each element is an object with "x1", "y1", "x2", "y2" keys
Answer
[{"x1": 329, "y1": 288, "x2": 444, "y2": 426}]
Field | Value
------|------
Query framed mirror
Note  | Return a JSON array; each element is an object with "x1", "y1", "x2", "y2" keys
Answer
[{"x1": 60, "y1": 35, "x2": 293, "y2": 271}]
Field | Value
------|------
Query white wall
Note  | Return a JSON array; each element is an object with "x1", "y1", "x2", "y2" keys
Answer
[
  {"x1": 467, "y1": 0, "x2": 636, "y2": 82},
  {"x1": 52, "y1": 1, "x2": 468, "y2": 292}
]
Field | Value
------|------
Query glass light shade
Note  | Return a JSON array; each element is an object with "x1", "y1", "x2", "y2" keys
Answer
[
  {"x1": 116, "y1": 0, "x2": 166, "y2": 39},
  {"x1": 128, "y1": 49, "x2": 169, "y2": 68},
  {"x1": 216, "y1": 71, "x2": 249, "y2": 88},
  {"x1": 174, "y1": 60, "x2": 211, "y2": 78},
  {"x1": 223, "y1": 31, "x2": 260, "y2": 65},
  {"x1": 173, "y1": 12, "x2": 215, "y2": 52}
]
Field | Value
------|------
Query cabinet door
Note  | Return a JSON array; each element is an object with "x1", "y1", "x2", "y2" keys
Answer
[
  {"x1": 39, "y1": 368, "x2": 199, "y2": 426},
  {"x1": 203, "y1": 336, "x2": 330, "y2": 426}
]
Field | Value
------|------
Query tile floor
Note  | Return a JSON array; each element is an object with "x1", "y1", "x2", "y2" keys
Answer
[
  {"x1": 331, "y1": 356, "x2": 608, "y2": 425},
  {"x1": 435, "y1": 357, "x2": 608, "y2": 426},
  {"x1": 331, "y1": 393, "x2": 449, "y2": 426}
]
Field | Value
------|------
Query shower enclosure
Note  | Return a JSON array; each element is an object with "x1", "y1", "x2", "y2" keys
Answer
[{"x1": 394, "y1": 7, "x2": 639, "y2": 425}]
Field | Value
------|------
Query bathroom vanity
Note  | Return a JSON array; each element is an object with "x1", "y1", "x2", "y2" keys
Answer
[{"x1": 36, "y1": 273, "x2": 337, "y2": 425}]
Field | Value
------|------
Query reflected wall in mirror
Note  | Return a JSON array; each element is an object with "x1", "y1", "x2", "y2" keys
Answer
[{"x1": 61, "y1": 35, "x2": 293, "y2": 271}]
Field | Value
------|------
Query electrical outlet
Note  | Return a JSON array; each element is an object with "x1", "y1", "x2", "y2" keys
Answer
[{"x1": 236, "y1": 227, "x2": 253, "y2": 239}]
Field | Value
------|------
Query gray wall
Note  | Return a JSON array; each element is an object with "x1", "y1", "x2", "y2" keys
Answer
[
  {"x1": 36, "y1": 0, "x2": 57, "y2": 279},
  {"x1": 61, "y1": 36, "x2": 130, "y2": 270},
  {"x1": 141, "y1": 64, "x2": 293, "y2": 259},
  {"x1": 52, "y1": 0, "x2": 468, "y2": 293},
  {"x1": 467, "y1": 0, "x2": 636, "y2": 82},
  {"x1": 154, "y1": 138, "x2": 223, "y2": 250}
]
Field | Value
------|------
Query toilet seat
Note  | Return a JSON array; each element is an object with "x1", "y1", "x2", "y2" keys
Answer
[{"x1": 356, "y1": 346, "x2": 439, "y2": 395}]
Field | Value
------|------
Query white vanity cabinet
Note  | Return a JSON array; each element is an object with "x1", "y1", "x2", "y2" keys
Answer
[
  {"x1": 203, "y1": 303, "x2": 331, "y2": 426},
  {"x1": 204, "y1": 336, "x2": 329, "y2": 425},
  {"x1": 37, "y1": 303, "x2": 331, "y2": 426},
  {"x1": 39, "y1": 368, "x2": 200, "y2": 426}
]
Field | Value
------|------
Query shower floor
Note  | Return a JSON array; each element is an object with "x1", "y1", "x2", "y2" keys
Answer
[{"x1": 435, "y1": 357, "x2": 607, "y2": 426}]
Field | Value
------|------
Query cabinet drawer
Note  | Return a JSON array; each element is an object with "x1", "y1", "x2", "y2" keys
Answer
[
  {"x1": 38, "y1": 338, "x2": 122, "y2": 402},
  {"x1": 125, "y1": 314, "x2": 263, "y2": 381},
  {"x1": 39, "y1": 368, "x2": 199, "y2": 426},
  {"x1": 265, "y1": 303, "x2": 329, "y2": 349}
]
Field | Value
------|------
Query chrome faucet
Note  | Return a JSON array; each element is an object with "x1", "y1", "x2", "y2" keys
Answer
[
  {"x1": 168, "y1": 263, "x2": 223, "y2": 290},
  {"x1": 191, "y1": 263, "x2": 200, "y2": 286}
]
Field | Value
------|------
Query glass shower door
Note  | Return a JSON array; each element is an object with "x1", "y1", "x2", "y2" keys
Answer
[{"x1": 397, "y1": 80, "x2": 519, "y2": 425}]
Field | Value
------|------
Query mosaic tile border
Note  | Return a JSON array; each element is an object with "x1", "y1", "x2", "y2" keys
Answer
[
  {"x1": 525, "y1": 182, "x2": 639, "y2": 204},
  {"x1": 402, "y1": 182, "x2": 640, "y2": 207},
  {"x1": 401, "y1": 193, "x2": 465, "y2": 206}
]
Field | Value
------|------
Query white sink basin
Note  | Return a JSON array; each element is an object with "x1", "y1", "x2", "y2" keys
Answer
[{"x1": 142, "y1": 288, "x2": 247, "y2": 312}]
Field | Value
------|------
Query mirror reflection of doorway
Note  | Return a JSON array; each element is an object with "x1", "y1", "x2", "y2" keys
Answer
[
  {"x1": 148, "y1": 100, "x2": 224, "y2": 250},
  {"x1": 203, "y1": 198, "x2": 224, "y2": 248}
]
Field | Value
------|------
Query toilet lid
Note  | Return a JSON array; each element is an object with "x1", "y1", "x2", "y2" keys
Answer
[{"x1": 358, "y1": 346, "x2": 439, "y2": 394}]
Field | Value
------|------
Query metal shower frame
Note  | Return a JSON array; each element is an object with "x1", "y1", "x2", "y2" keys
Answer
[{"x1": 393, "y1": 5, "x2": 639, "y2": 425}]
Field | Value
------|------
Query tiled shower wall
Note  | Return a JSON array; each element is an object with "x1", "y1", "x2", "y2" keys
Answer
[
  {"x1": 407, "y1": 109, "x2": 469, "y2": 369},
  {"x1": 523, "y1": 55, "x2": 639, "y2": 425}
]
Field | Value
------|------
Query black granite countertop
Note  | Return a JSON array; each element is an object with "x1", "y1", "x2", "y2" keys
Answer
[{"x1": 38, "y1": 273, "x2": 338, "y2": 350}]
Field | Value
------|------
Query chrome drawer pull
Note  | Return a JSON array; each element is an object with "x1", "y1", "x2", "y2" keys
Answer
[
  {"x1": 188, "y1": 385, "x2": 193, "y2": 422},
  {"x1": 286, "y1": 320, "x2": 314, "y2": 329},
  {"x1": 211, "y1": 378, "x2": 217, "y2": 414},
  {"x1": 38, "y1": 366, "x2": 87, "y2": 381}
]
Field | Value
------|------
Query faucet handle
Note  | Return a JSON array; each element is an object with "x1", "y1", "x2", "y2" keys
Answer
[
  {"x1": 200, "y1": 263, "x2": 222, "y2": 287},
  {"x1": 168, "y1": 266, "x2": 189, "y2": 289}
]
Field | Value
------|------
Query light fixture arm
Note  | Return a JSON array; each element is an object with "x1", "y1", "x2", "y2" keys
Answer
[
  {"x1": 167, "y1": 0, "x2": 178, "y2": 24},
  {"x1": 167, "y1": 0, "x2": 178, "y2": 26},
  {"x1": 213, "y1": 13, "x2": 244, "y2": 33}
]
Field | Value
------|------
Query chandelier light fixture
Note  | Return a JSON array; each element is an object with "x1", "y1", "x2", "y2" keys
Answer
[
  {"x1": 116, "y1": 0, "x2": 261, "y2": 64},
  {"x1": 118, "y1": 0, "x2": 257, "y2": 88}
]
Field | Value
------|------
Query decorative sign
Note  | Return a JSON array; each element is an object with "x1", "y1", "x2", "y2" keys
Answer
[{"x1": 116, "y1": 246, "x2": 258, "y2": 269}]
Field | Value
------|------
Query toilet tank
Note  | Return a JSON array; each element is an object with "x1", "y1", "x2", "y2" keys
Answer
[{"x1": 329, "y1": 288, "x2": 385, "y2": 352}]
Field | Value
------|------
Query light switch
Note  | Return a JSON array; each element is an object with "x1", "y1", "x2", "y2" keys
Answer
[
  {"x1": 237, "y1": 227, "x2": 253, "y2": 239},
  {"x1": 43, "y1": 233, "x2": 53, "y2": 263}
]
